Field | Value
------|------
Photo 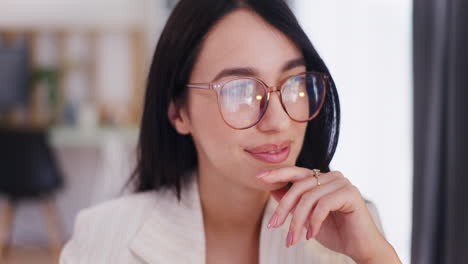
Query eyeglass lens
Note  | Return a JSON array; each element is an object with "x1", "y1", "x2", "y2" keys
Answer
[{"x1": 218, "y1": 73, "x2": 326, "y2": 129}]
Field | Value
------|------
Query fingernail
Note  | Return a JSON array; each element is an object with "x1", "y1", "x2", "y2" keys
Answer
[
  {"x1": 286, "y1": 230, "x2": 294, "y2": 247},
  {"x1": 256, "y1": 171, "x2": 270, "y2": 178},
  {"x1": 267, "y1": 213, "x2": 278, "y2": 229},
  {"x1": 306, "y1": 225, "x2": 313, "y2": 240}
]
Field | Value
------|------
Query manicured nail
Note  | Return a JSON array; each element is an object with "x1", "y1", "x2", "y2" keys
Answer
[
  {"x1": 256, "y1": 171, "x2": 270, "y2": 178},
  {"x1": 286, "y1": 230, "x2": 294, "y2": 247},
  {"x1": 306, "y1": 225, "x2": 313, "y2": 240},
  {"x1": 267, "y1": 213, "x2": 278, "y2": 228}
]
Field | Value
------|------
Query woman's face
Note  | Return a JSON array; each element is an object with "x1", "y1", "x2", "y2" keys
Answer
[{"x1": 172, "y1": 9, "x2": 308, "y2": 191}]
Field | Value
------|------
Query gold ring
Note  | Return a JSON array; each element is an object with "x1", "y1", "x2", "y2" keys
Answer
[{"x1": 312, "y1": 169, "x2": 321, "y2": 186}]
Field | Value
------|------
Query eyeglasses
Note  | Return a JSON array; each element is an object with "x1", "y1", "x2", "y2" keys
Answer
[{"x1": 186, "y1": 71, "x2": 329, "y2": 129}]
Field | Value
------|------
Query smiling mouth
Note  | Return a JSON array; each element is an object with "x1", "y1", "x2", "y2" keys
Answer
[
  {"x1": 245, "y1": 145, "x2": 290, "y2": 163},
  {"x1": 245, "y1": 140, "x2": 292, "y2": 154}
]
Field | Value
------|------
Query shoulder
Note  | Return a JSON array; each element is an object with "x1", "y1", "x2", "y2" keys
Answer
[{"x1": 60, "y1": 191, "x2": 163, "y2": 263}]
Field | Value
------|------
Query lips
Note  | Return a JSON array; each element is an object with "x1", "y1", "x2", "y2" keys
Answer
[
  {"x1": 245, "y1": 140, "x2": 292, "y2": 154},
  {"x1": 245, "y1": 140, "x2": 292, "y2": 163}
]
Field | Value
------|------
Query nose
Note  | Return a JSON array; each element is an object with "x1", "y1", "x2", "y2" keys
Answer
[{"x1": 255, "y1": 91, "x2": 291, "y2": 133}]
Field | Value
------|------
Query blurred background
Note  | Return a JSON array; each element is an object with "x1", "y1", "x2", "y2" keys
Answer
[
  {"x1": 0, "y1": 1, "x2": 162, "y2": 263},
  {"x1": 0, "y1": 0, "x2": 466, "y2": 264}
]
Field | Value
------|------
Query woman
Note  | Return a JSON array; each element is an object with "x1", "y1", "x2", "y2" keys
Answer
[{"x1": 60, "y1": 0, "x2": 401, "y2": 263}]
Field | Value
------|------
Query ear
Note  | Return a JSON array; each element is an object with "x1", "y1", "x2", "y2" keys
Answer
[{"x1": 168, "y1": 101, "x2": 191, "y2": 135}]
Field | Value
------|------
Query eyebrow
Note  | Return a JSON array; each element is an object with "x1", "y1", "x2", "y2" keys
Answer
[{"x1": 211, "y1": 57, "x2": 306, "y2": 82}]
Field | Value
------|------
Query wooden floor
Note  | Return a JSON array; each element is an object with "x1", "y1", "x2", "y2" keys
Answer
[{"x1": 3, "y1": 246, "x2": 56, "y2": 264}]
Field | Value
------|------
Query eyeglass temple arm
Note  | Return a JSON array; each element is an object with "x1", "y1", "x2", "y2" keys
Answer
[{"x1": 187, "y1": 84, "x2": 211, "y2": 89}]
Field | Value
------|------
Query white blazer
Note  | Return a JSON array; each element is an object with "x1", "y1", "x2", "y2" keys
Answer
[{"x1": 60, "y1": 173, "x2": 386, "y2": 263}]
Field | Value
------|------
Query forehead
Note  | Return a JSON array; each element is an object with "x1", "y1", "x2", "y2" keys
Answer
[{"x1": 190, "y1": 9, "x2": 304, "y2": 81}]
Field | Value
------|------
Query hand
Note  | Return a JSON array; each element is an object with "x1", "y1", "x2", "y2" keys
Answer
[{"x1": 256, "y1": 167, "x2": 401, "y2": 263}]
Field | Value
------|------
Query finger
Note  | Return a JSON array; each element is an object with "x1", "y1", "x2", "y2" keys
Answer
[
  {"x1": 270, "y1": 184, "x2": 289, "y2": 202},
  {"x1": 270, "y1": 170, "x2": 340, "y2": 202},
  {"x1": 270, "y1": 184, "x2": 303, "y2": 216},
  {"x1": 308, "y1": 184, "x2": 360, "y2": 239},
  {"x1": 271, "y1": 190, "x2": 303, "y2": 216},
  {"x1": 270, "y1": 173, "x2": 341, "y2": 229},
  {"x1": 257, "y1": 167, "x2": 332, "y2": 184},
  {"x1": 287, "y1": 178, "x2": 348, "y2": 247}
]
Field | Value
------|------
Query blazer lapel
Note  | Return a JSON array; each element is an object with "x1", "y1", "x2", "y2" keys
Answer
[{"x1": 129, "y1": 176, "x2": 206, "y2": 264}]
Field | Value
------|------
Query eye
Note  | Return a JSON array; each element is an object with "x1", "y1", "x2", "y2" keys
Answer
[{"x1": 282, "y1": 75, "x2": 306, "y2": 102}]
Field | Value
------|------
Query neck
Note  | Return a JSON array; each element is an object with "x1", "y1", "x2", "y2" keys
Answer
[{"x1": 197, "y1": 166, "x2": 270, "y2": 238}]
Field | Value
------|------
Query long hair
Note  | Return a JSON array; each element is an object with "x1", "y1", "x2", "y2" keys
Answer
[{"x1": 127, "y1": 0, "x2": 341, "y2": 201}]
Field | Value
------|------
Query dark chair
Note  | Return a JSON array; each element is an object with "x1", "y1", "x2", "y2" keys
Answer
[{"x1": 0, "y1": 128, "x2": 64, "y2": 262}]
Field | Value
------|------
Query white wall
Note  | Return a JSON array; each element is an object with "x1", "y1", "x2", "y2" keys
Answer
[{"x1": 293, "y1": 1, "x2": 413, "y2": 263}]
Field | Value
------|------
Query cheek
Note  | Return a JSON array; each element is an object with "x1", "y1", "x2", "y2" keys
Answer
[
  {"x1": 297, "y1": 122, "x2": 307, "y2": 141},
  {"x1": 294, "y1": 123, "x2": 307, "y2": 151},
  {"x1": 188, "y1": 98, "x2": 243, "y2": 162},
  {"x1": 189, "y1": 96, "x2": 226, "y2": 136}
]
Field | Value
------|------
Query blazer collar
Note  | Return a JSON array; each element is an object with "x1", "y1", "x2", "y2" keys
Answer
[{"x1": 129, "y1": 172, "x2": 285, "y2": 264}]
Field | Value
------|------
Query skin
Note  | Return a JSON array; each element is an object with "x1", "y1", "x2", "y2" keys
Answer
[{"x1": 168, "y1": 8, "x2": 401, "y2": 264}]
